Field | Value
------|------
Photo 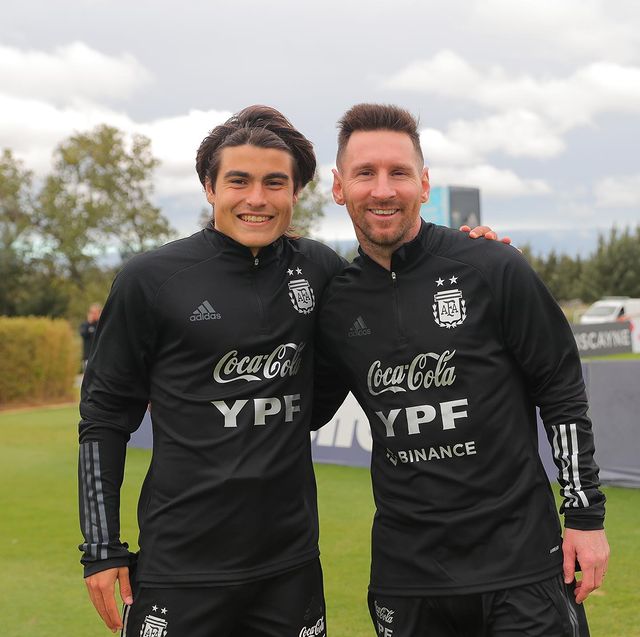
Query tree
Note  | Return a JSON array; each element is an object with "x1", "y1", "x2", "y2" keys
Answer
[
  {"x1": 0, "y1": 150, "x2": 38, "y2": 315},
  {"x1": 522, "y1": 226, "x2": 640, "y2": 303},
  {"x1": 36, "y1": 125, "x2": 174, "y2": 283},
  {"x1": 0, "y1": 149, "x2": 33, "y2": 251},
  {"x1": 110, "y1": 133, "x2": 174, "y2": 260},
  {"x1": 521, "y1": 245, "x2": 583, "y2": 302},
  {"x1": 292, "y1": 176, "x2": 328, "y2": 237},
  {"x1": 580, "y1": 226, "x2": 640, "y2": 301},
  {"x1": 553, "y1": 254, "x2": 583, "y2": 301}
]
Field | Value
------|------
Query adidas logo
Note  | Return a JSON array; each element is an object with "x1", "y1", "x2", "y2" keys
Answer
[
  {"x1": 190, "y1": 300, "x2": 221, "y2": 321},
  {"x1": 348, "y1": 316, "x2": 371, "y2": 337}
]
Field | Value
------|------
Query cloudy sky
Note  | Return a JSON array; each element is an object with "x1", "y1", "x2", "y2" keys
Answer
[{"x1": 2, "y1": 0, "x2": 639, "y2": 255}]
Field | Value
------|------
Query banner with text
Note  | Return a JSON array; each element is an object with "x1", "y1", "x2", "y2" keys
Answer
[{"x1": 571, "y1": 321, "x2": 632, "y2": 357}]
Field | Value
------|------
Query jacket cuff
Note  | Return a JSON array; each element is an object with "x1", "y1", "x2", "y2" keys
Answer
[
  {"x1": 564, "y1": 511, "x2": 605, "y2": 531},
  {"x1": 83, "y1": 556, "x2": 132, "y2": 578}
]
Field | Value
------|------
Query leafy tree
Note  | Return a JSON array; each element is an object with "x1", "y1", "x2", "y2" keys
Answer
[
  {"x1": 535, "y1": 250, "x2": 583, "y2": 302},
  {"x1": 580, "y1": 226, "x2": 640, "y2": 301},
  {"x1": 111, "y1": 134, "x2": 174, "y2": 260},
  {"x1": 36, "y1": 125, "x2": 174, "y2": 283},
  {"x1": 553, "y1": 254, "x2": 583, "y2": 301},
  {"x1": 522, "y1": 227, "x2": 640, "y2": 303},
  {"x1": 292, "y1": 176, "x2": 328, "y2": 237},
  {"x1": 0, "y1": 149, "x2": 33, "y2": 251},
  {"x1": 0, "y1": 150, "x2": 37, "y2": 315},
  {"x1": 521, "y1": 245, "x2": 579, "y2": 302}
]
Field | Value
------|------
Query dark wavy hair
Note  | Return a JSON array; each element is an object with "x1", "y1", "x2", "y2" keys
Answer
[
  {"x1": 336, "y1": 103, "x2": 424, "y2": 167},
  {"x1": 196, "y1": 105, "x2": 316, "y2": 193}
]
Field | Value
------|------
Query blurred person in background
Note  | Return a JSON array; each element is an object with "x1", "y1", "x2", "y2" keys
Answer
[{"x1": 79, "y1": 303, "x2": 102, "y2": 371}]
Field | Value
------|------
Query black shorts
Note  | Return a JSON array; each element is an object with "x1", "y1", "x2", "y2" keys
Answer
[
  {"x1": 368, "y1": 575, "x2": 589, "y2": 637},
  {"x1": 122, "y1": 559, "x2": 326, "y2": 637}
]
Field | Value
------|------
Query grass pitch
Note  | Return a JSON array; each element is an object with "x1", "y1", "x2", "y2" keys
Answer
[{"x1": 0, "y1": 404, "x2": 638, "y2": 636}]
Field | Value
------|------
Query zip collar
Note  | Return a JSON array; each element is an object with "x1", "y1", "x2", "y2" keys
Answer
[
  {"x1": 202, "y1": 221, "x2": 284, "y2": 266},
  {"x1": 357, "y1": 220, "x2": 433, "y2": 273}
]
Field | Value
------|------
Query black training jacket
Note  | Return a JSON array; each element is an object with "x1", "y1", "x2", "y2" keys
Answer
[
  {"x1": 78, "y1": 226, "x2": 345, "y2": 584},
  {"x1": 316, "y1": 221, "x2": 605, "y2": 596}
]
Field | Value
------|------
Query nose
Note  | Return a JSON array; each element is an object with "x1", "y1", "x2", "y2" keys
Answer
[
  {"x1": 246, "y1": 183, "x2": 267, "y2": 208},
  {"x1": 371, "y1": 173, "x2": 396, "y2": 200}
]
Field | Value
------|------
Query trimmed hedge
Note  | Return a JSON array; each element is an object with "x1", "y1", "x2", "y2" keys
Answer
[{"x1": 0, "y1": 317, "x2": 79, "y2": 406}]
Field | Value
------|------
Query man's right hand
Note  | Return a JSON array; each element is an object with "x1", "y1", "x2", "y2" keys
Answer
[{"x1": 85, "y1": 566, "x2": 133, "y2": 632}]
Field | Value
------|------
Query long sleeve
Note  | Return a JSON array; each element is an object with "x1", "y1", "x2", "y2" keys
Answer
[
  {"x1": 310, "y1": 338, "x2": 349, "y2": 431},
  {"x1": 309, "y1": 252, "x2": 350, "y2": 431},
  {"x1": 498, "y1": 250, "x2": 605, "y2": 530},
  {"x1": 78, "y1": 262, "x2": 156, "y2": 576}
]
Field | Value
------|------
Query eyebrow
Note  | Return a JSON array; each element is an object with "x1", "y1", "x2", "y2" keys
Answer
[
  {"x1": 264, "y1": 172, "x2": 290, "y2": 181},
  {"x1": 350, "y1": 161, "x2": 415, "y2": 172},
  {"x1": 223, "y1": 170, "x2": 290, "y2": 181}
]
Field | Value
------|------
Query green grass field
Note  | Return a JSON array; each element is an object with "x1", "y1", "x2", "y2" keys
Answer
[
  {"x1": 1, "y1": 404, "x2": 638, "y2": 636},
  {"x1": 583, "y1": 352, "x2": 640, "y2": 361}
]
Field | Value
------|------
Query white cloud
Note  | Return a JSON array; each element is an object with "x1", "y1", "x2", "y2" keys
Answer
[
  {"x1": 422, "y1": 110, "x2": 564, "y2": 163},
  {"x1": 430, "y1": 164, "x2": 551, "y2": 198},
  {"x1": 0, "y1": 42, "x2": 152, "y2": 103},
  {"x1": 420, "y1": 128, "x2": 479, "y2": 166},
  {"x1": 447, "y1": 111, "x2": 565, "y2": 159},
  {"x1": 0, "y1": 93, "x2": 132, "y2": 173},
  {"x1": 139, "y1": 110, "x2": 232, "y2": 195},
  {"x1": 386, "y1": 50, "x2": 478, "y2": 100},
  {"x1": 0, "y1": 92, "x2": 230, "y2": 197},
  {"x1": 385, "y1": 50, "x2": 640, "y2": 203},
  {"x1": 595, "y1": 174, "x2": 640, "y2": 208},
  {"x1": 386, "y1": 51, "x2": 640, "y2": 131},
  {"x1": 471, "y1": 0, "x2": 640, "y2": 63}
]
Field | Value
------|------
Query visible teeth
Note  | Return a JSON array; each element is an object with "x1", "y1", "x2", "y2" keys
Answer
[
  {"x1": 370, "y1": 209, "x2": 398, "y2": 216},
  {"x1": 240, "y1": 215, "x2": 270, "y2": 223}
]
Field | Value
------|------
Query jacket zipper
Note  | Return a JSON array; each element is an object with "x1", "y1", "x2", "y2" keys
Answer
[
  {"x1": 391, "y1": 270, "x2": 405, "y2": 341},
  {"x1": 251, "y1": 257, "x2": 268, "y2": 334}
]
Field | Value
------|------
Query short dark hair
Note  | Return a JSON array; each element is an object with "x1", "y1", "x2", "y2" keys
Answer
[
  {"x1": 196, "y1": 105, "x2": 316, "y2": 193},
  {"x1": 336, "y1": 103, "x2": 424, "y2": 166}
]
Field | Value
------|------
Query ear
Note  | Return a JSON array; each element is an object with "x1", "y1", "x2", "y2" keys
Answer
[
  {"x1": 420, "y1": 167, "x2": 430, "y2": 203},
  {"x1": 292, "y1": 191, "x2": 299, "y2": 206},
  {"x1": 205, "y1": 178, "x2": 216, "y2": 206},
  {"x1": 332, "y1": 168, "x2": 345, "y2": 205}
]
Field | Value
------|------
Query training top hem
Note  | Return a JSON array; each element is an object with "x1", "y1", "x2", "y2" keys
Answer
[{"x1": 369, "y1": 563, "x2": 563, "y2": 597}]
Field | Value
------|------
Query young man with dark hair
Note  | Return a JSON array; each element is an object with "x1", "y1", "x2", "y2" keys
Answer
[
  {"x1": 316, "y1": 103, "x2": 609, "y2": 636},
  {"x1": 79, "y1": 105, "x2": 344, "y2": 637}
]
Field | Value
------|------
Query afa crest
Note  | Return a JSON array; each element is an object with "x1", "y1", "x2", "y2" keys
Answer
[
  {"x1": 140, "y1": 614, "x2": 168, "y2": 637},
  {"x1": 433, "y1": 288, "x2": 467, "y2": 329},
  {"x1": 288, "y1": 278, "x2": 316, "y2": 314}
]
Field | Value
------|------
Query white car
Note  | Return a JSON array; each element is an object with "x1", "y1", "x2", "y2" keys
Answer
[
  {"x1": 580, "y1": 297, "x2": 640, "y2": 353},
  {"x1": 580, "y1": 297, "x2": 640, "y2": 325}
]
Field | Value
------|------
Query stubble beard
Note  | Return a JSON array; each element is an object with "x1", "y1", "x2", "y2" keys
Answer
[{"x1": 350, "y1": 204, "x2": 420, "y2": 254}]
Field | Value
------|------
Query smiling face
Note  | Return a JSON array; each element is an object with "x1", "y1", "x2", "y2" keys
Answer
[
  {"x1": 333, "y1": 130, "x2": 430, "y2": 267},
  {"x1": 205, "y1": 144, "x2": 298, "y2": 254}
]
